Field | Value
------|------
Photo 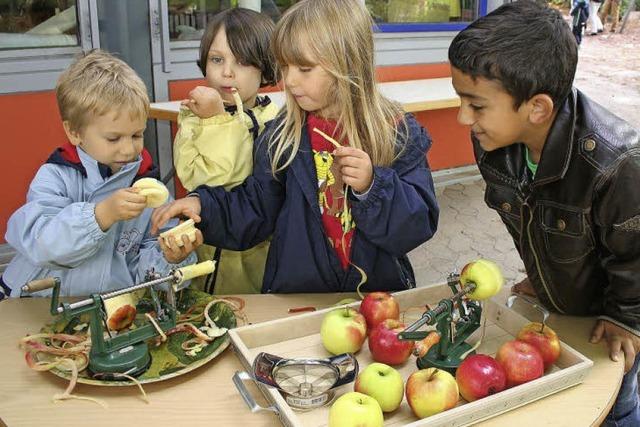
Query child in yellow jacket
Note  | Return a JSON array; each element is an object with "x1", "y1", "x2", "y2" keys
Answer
[{"x1": 173, "y1": 8, "x2": 278, "y2": 294}]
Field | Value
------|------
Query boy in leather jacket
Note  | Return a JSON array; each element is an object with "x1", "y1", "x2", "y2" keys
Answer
[{"x1": 448, "y1": 2, "x2": 640, "y2": 425}]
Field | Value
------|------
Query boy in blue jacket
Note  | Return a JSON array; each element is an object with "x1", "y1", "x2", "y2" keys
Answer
[
  {"x1": 0, "y1": 50, "x2": 200, "y2": 299},
  {"x1": 449, "y1": 2, "x2": 640, "y2": 425}
]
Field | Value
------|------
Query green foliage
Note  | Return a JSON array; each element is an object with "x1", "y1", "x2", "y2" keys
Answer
[{"x1": 621, "y1": 0, "x2": 640, "y2": 16}]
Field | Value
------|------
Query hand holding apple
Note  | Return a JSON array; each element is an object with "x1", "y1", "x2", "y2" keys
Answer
[
  {"x1": 355, "y1": 362, "x2": 404, "y2": 412},
  {"x1": 495, "y1": 340, "x2": 544, "y2": 387},
  {"x1": 406, "y1": 368, "x2": 459, "y2": 419},
  {"x1": 328, "y1": 391, "x2": 384, "y2": 427},
  {"x1": 321, "y1": 307, "x2": 367, "y2": 355},
  {"x1": 517, "y1": 322, "x2": 561, "y2": 369},
  {"x1": 359, "y1": 292, "x2": 400, "y2": 330},
  {"x1": 459, "y1": 259, "x2": 504, "y2": 301},
  {"x1": 455, "y1": 354, "x2": 507, "y2": 401},
  {"x1": 368, "y1": 319, "x2": 414, "y2": 365}
]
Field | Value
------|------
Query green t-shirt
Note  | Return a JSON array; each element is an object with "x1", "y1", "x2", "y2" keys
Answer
[{"x1": 525, "y1": 147, "x2": 538, "y2": 177}]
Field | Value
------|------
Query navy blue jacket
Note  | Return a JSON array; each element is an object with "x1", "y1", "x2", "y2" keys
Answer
[{"x1": 195, "y1": 113, "x2": 439, "y2": 293}]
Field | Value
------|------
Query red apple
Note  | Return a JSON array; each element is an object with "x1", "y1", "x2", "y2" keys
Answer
[
  {"x1": 106, "y1": 304, "x2": 136, "y2": 331},
  {"x1": 495, "y1": 340, "x2": 544, "y2": 387},
  {"x1": 368, "y1": 319, "x2": 414, "y2": 365},
  {"x1": 517, "y1": 322, "x2": 561, "y2": 369},
  {"x1": 406, "y1": 368, "x2": 459, "y2": 418},
  {"x1": 359, "y1": 292, "x2": 400, "y2": 331},
  {"x1": 455, "y1": 354, "x2": 507, "y2": 401}
]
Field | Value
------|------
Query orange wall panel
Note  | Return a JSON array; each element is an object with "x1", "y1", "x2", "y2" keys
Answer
[
  {"x1": 1, "y1": 63, "x2": 472, "y2": 245},
  {"x1": 1, "y1": 91, "x2": 67, "y2": 244}
]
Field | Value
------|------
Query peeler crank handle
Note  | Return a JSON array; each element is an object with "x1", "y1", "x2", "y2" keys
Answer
[
  {"x1": 22, "y1": 278, "x2": 59, "y2": 293},
  {"x1": 232, "y1": 371, "x2": 279, "y2": 414}
]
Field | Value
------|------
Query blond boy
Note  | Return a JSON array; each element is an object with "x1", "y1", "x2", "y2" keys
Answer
[{"x1": 1, "y1": 50, "x2": 200, "y2": 299}]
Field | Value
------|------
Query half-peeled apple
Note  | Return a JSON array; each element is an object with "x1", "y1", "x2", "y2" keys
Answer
[
  {"x1": 160, "y1": 219, "x2": 198, "y2": 247},
  {"x1": 132, "y1": 178, "x2": 169, "y2": 208}
]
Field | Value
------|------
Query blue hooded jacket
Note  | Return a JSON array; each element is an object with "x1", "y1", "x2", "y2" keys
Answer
[
  {"x1": 3, "y1": 143, "x2": 195, "y2": 297},
  {"x1": 195, "y1": 113, "x2": 439, "y2": 293}
]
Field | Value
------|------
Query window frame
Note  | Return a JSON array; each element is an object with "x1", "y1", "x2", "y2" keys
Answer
[
  {"x1": 0, "y1": 0, "x2": 100, "y2": 94},
  {"x1": 372, "y1": 0, "x2": 488, "y2": 33}
]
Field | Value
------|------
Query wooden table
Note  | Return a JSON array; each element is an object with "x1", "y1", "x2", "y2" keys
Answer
[
  {"x1": 0, "y1": 287, "x2": 622, "y2": 427},
  {"x1": 149, "y1": 77, "x2": 461, "y2": 122}
]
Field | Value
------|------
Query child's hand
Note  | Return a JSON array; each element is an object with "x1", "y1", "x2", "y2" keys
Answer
[
  {"x1": 181, "y1": 86, "x2": 225, "y2": 119},
  {"x1": 158, "y1": 229, "x2": 204, "y2": 264},
  {"x1": 151, "y1": 197, "x2": 202, "y2": 235},
  {"x1": 511, "y1": 277, "x2": 537, "y2": 297},
  {"x1": 591, "y1": 319, "x2": 640, "y2": 372},
  {"x1": 95, "y1": 188, "x2": 147, "y2": 231},
  {"x1": 333, "y1": 146, "x2": 374, "y2": 194}
]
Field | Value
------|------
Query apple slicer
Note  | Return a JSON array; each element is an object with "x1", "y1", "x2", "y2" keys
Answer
[
  {"x1": 233, "y1": 352, "x2": 358, "y2": 411},
  {"x1": 398, "y1": 266, "x2": 502, "y2": 374},
  {"x1": 21, "y1": 261, "x2": 215, "y2": 378}
]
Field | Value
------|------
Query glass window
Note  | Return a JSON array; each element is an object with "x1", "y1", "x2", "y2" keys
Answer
[
  {"x1": 366, "y1": 0, "x2": 479, "y2": 25},
  {"x1": 168, "y1": 0, "x2": 299, "y2": 41},
  {"x1": 0, "y1": 0, "x2": 79, "y2": 50}
]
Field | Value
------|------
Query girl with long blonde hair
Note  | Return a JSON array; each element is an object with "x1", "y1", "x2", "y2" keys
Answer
[{"x1": 152, "y1": 0, "x2": 439, "y2": 293}]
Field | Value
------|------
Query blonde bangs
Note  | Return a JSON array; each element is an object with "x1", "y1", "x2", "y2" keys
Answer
[
  {"x1": 272, "y1": 11, "x2": 318, "y2": 69},
  {"x1": 268, "y1": 0, "x2": 407, "y2": 175}
]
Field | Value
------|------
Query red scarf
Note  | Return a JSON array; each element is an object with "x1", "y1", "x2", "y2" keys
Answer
[{"x1": 307, "y1": 114, "x2": 354, "y2": 269}]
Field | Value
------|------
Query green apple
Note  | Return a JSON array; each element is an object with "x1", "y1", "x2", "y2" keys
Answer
[
  {"x1": 406, "y1": 368, "x2": 459, "y2": 418},
  {"x1": 459, "y1": 259, "x2": 504, "y2": 301},
  {"x1": 355, "y1": 362, "x2": 404, "y2": 412},
  {"x1": 320, "y1": 307, "x2": 367, "y2": 355},
  {"x1": 328, "y1": 392, "x2": 384, "y2": 427}
]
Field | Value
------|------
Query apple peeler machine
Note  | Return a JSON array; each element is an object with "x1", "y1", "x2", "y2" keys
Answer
[
  {"x1": 21, "y1": 260, "x2": 215, "y2": 378},
  {"x1": 398, "y1": 272, "x2": 484, "y2": 374}
]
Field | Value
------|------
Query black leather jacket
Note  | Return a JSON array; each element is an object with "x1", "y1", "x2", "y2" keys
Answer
[{"x1": 475, "y1": 89, "x2": 640, "y2": 335}]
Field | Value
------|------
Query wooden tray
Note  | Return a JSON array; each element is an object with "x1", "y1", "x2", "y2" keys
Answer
[{"x1": 229, "y1": 285, "x2": 593, "y2": 427}]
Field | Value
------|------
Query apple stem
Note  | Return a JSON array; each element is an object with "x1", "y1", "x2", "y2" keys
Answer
[
  {"x1": 428, "y1": 369, "x2": 439, "y2": 381},
  {"x1": 540, "y1": 323, "x2": 546, "y2": 333}
]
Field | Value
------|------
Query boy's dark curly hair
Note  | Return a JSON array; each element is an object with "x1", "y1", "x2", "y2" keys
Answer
[{"x1": 448, "y1": 1, "x2": 578, "y2": 109}]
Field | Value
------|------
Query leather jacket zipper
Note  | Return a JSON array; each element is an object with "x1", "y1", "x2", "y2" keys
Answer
[{"x1": 521, "y1": 199, "x2": 565, "y2": 314}]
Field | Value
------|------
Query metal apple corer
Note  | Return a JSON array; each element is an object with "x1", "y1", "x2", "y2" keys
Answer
[
  {"x1": 21, "y1": 260, "x2": 215, "y2": 378},
  {"x1": 234, "y1": 352, "x2": 358, "y2": 411}
]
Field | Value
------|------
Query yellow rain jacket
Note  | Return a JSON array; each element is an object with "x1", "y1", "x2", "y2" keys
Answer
[{"x1": 173, "y1": 96, "x2": 278, "y2": 294}]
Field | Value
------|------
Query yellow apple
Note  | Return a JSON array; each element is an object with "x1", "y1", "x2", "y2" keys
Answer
[
  {"x1": 320, "y1": 307, "x2": 367, "y2": 355},
  {"x1": 354, "y1": 362, "x2": 404, "y2": 412},
  {"x1": 459, "y1": 259, "x2": 504, "y2": 300},
  {"x1": 328, "y1": 392, "x2": 383, "y2": 427},
  {"x1": 406, "y1": 368, "x2": 459, "y2": 419}
]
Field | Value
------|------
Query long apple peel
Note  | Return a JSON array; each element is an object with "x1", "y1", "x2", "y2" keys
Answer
[{"x1": 311, "y1": 128, "x2": 368, "y2": 298}]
